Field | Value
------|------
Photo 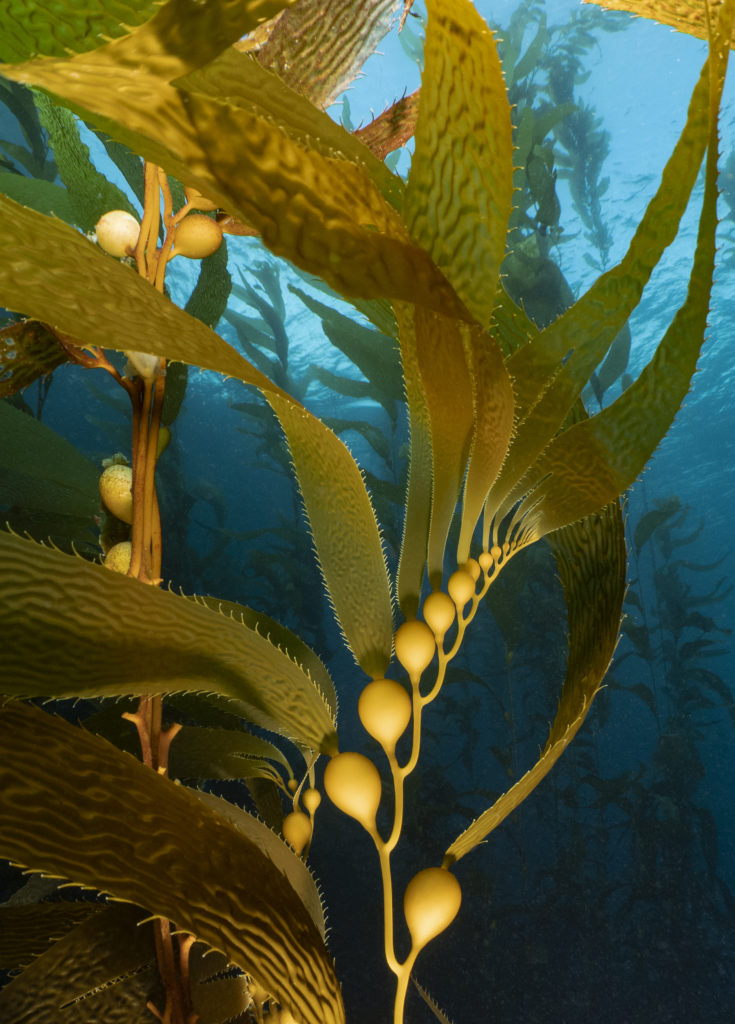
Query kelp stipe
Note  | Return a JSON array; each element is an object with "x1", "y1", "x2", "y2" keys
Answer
[{"x1": 0, "y1": 0, "x2": 733, "y2": 1021}]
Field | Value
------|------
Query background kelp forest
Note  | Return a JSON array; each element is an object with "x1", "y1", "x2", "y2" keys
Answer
[{"x1": 1, "y1": 0, "x2": 735, "y2": 1023}]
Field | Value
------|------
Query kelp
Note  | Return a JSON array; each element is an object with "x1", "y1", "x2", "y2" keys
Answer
[
  {"x1": 0, "y1": 703, "x2": 344, "y2": 1024},
  {"x1": 0, "y1": 0, "x2": 732, "y2": 1019}
]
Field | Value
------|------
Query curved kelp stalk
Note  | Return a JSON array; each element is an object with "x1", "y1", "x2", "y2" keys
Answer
[{"x1": 0, "y1": 0, "x2": 733, "y2": 1021}]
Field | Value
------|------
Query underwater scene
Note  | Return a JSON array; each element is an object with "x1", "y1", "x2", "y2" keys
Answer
[{"x1": 1, "y1": 0, "x2": 734, "y2": 1022}]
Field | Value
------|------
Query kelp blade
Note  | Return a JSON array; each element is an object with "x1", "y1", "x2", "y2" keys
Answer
[
  {"x1": 405, "y1": 0, "x2": 514, "y2": 328},
  {"x1": 514, "y1": 0, "x2": 729, "y2": 540},
  {"x1": 0, "y1": 197, "x2": 394, "y2": 684},
  {"x1": 444, "y1": 501, "x2": 626, "y2": 863},
  {"x1": 0, "y1": 702, "x2": 345, "y2": 1024},
  {"x1": 0, "y1": 904, "x2": 156, "y2": 1024},
  {"x1": 0, "y1": 531, "x2": 337, "y2": 753}
]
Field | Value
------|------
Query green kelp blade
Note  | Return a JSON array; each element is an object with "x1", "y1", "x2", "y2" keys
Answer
[
  {"x1": 0, "y1": 0, "x2": 158, "y2": 61},
  {"x1": 0, "y1": 401, "x2": 99, "y2": 520},
  {"x1": 444, "y1": 500, "x2": 625, "y2": 864},
  {"x1": 33, "y1": 91, "x2": 137, "y2": 232},
  {"x1": 254, "y1": 0, "x2": 399, "y2": 109},
  {"x1": 0, "y1": 171, "x2": 76, "y2": 223},
  {"x1": 395, "y1": 303, "x2": 435, "y2": 618},
  {"x1": 0, "y1": 703, "x2": 345, "y2": 1024},
  {"x1": 405, "y1": 0, "x2": 514, "y2": 328},
  {"x1": 268, "y1": 392, "x2": 394, "y2": 679},
  {"x1": 0, "y1": 531, "x2": 337, "y2": 754},
  {"x1": 0, "y1": 903, "x2": 156, "y2": 1024},
  {"x1": 0, "y1": 198, "x2": 394, "y2": 679},
  {"x1": 513, "y1": 19, "x2": 726, "y2": 542},
  {"x1": 456, "y1": 324, "x2": 515, "y2": 565}
]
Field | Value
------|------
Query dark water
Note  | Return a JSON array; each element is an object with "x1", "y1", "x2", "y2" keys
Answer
[{"x1": 2, "y1": 2, "x2": 735, "y2": 1022}]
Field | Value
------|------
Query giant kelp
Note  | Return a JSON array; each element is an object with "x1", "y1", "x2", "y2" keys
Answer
[{"x1": 0, "y1": 1, "x2": 732, "y2": 1022}]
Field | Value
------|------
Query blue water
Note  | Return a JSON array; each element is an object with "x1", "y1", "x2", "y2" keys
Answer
[{"x1": 2, "y1": 2, "x2": 735, "y2": 1022}]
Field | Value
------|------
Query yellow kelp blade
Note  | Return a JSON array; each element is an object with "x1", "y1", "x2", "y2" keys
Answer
[
  {"x1": 456, "y1": 324, "x2": 515, "y2": 565},
  {"x1": 514, "y1": 9, "x2": 727, "y2": 542},
  {"x1": 395, "y1": 305, "x2": 434, "y2": 619},
  {"x1": 0, "y1": 531, "x2": 337, "y2": 753},
  {"x1": 180, "y1": 48, "x2": 401, "y2": 208},
  {"x1": 268, "y1": 393, "x2": 394, "y2": 679},
  {"x1": 484, "y1": 28, "x2": 723, "y2": 525},
  {"x1": 405, "y1": 0, "x2": 514, "y2": 328},
  {"x1": 0, "y1": 904, "x2": 100, "y2": 970},
  {"x1": 584, "y1": 0, "x2": 735, "y2": 46},
  {"x1": 413, "y1": 306, "x2": 475, "y2": 589},
  {"x1": 1, "y1": 30, "x2": 464, "y2": 318},
  {"x1": 0, "y1": 702, "x2": 345, "y2": 1024},
  {"x1": 254, "y1": 0, "x2": 400, "y2": 109},
  {"x1": 444, "y1": 500, "x2": 626, "y2": 864},
  {"x1": 0, "y1": 196, "x2": 394, "y2": 679},
  {"x1": 0, "y1": 904, "x2": 156, "y2": 1023}
]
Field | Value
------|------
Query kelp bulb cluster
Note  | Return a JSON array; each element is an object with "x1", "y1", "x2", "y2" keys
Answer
[
  {"x1": 403, "y1": 866, "x2": 462, "y2": 951},
  {"x1": 104, "y1": 540, "x2": 131, "y2": 574},
  {"x1": 174, "y1": 214, "x2": 223, "y2": 259},
  {"x1": 302, "y1": 788, "x2": 321, "y2": 814},
  {"x1": 464, "y1": 558, "x2": 481, "y2": 582},
  {"x1": 358, "y1": 678, "x2": 412, "y2": 752},
  {"x1": 422, "y1": 591, "x2": 456, "y2": 640},
  {"x1": 184, "y1": 186, "x2": 219, "y2": 212},
  {"x1": 394, "y1": 620, "x2": 436, "y2": 679},
  {"x1": 282, "y1": 811, "x2": 312, "y2": 856},
  {"x1": 99, "y1": 464, "x2": 133, "y2": 524},
  {"x1": 95, "y1": 209, "x2": 140, "y2": 258},
  {"x1": 447, "y1": 568, "x2": 476, "y2": 609},
  {"x1": 323, "y1": 751, "x2": 382, "y2": 832}
]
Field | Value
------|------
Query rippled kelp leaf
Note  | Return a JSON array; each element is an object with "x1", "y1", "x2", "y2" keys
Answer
[
  {"x1": 456, "y1": 325, "x2": 514, "y2": 564},
  {"x1": 484, "y1": 23, "x2": 726, "y2": 526},
  {"x1": 254, "y1": 0, "x2": 400, "y2": 108},
  {"x1": 0, "y1": 197, "x2": 393, "y2": 677},
  {"x1": 0, "y1": 319, "x2": 69, "y2": 397},
  {"x1": 513, "y1": 6, "x2": 726, "y2": 541},
  {"x1": 183, "y1": 46, "x2": 402, "y2": 208},
  {"x1": 395, "y1": 304, "x2": 434, "y2": 618},
  {"x1": 414, "y1": 306, "x2": 474, "y2": 588},
  {"x1": 444, "y1": 500, "x2": 626, "y2": 863},
  {"x1": 584, "y1": 0, "x2": 735, "y2": 45},
  {"x1": 0, "y1": 531, "x2": 337, "y2": 753},
  {"x1": 0, "y1": 903, "x2": 100, "y2": 969},
  {"x1": 33, "y1": 91, "x2": 137, "y2": 231},
  {"x1": 0, "y1": 703, "x2": 345, "y2": 1024},
  {"x1": 0, "y1": 903, "x2": 156, "y2": 1024},
  {"x1": 405, "y1": 0, "x2": 514, "y2": 327},
  {"x1": 267, "y1": 392, "x2": 394, "y2": 679},
  {"x1": 0, "y1": 0, "x2": 158, "y2": 61},
  {"x1": 1, "y1": 21, "x2": 464, "y2": 318}
]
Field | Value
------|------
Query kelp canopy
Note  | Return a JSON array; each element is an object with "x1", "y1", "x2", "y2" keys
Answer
[{"x1": 0, "y1": 0, "x2": 732, "y2": 1022}]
